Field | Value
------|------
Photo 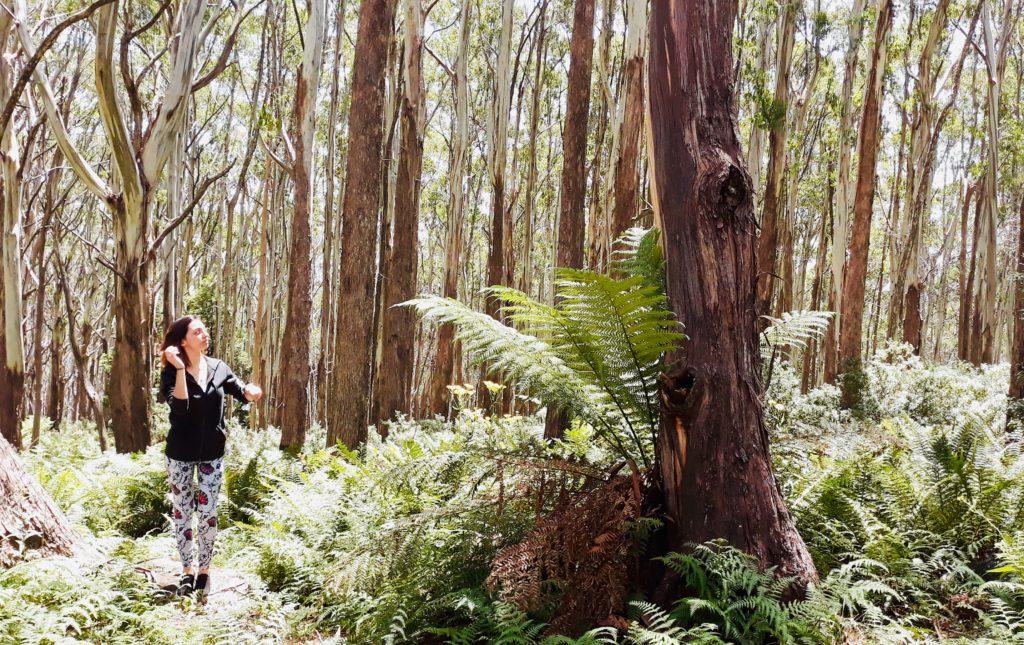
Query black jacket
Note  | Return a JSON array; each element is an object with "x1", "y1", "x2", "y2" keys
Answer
[{"x1": 160, "y1": 357, "x2": 248, "y2": 461}]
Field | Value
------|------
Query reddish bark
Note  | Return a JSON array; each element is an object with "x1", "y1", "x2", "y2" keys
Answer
[
  {"x1": 648, "y1": 0, "x2": 817, "y2": 584},
  {"x1": 546, "y1": 0, "x2": 596, "y2": 439},
  {"x1": 610, "y1": 51, "x2": 644, "y2": 241},
  {"x1": 556, "y1": 0, "x2": 595, "y2": 271},
  {"x1": 279, "y1": 70, "x2": 317, "y2": 450},
  {"x1": 329, "y1": 0, "x2": 397, "y2": 447},
  {"x1": 0, "y1": 435, "x2": 89, "y2": 567},
  {"x1": 838, "y1": 0, "x2": 893, "y2": 408},
  {"x1": 109, "y1": 230, "x2": 151, "y2": 453},
  {"x1": 376, "y1": 4, "x2": 425, "y2": 426}
]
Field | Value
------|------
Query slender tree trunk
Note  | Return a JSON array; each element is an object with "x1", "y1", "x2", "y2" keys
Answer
[
  {"x1": 838, "y1": 0, "x2": 893, "y2": 410},
  {"x1": 824, "y1": 0, "x2": 867, "y2": 384},
  {"x1": 961, "y1": 184, "x2": 982, "y2": 362},
  {"x1": 329, "y1": 0, "x2": 397, "y2": 447},
  {"x1": 47, "y1": 315, "x2": 64, "y2": 424},
  {"x1": 1005, "y1": 196, "x2": 1023, "y2": 407},
  {"x1": 754, "y1": 0, "x2": 798, "y2": 317},
  {"x1": 316, "y1": 0, "x2": 347, "y2": 424},
  {"x1": 279, "y1": 0, "x2": 327, "y2": 450},
  {"x1": 610, "y1": 0, "x2": 647, "y2": 242},
  {"x1": 649, "y1": 0, "x2": 817, "y2": 585},
  {"x1": 480, "y1": 0, "x2": 514, "y2": 412},
  {"x1": 545, "y1": 0, "x2": 596, "y2": 439},
  {"x1": 746, "y1": 9, "x2": 771, "y2": 199},
  {"x1": 376, "y1": 0, "x2": 425, "y2": 425},
  {"x1": 55, "y1": 253, "x2": 105, "y2": 447},
  {"x1": 895, "y1": 0, "x2": 951, "y2": 354},
  {"x1": 0, "y1": 13, "x2": 24, "y2": 447},
  {"x1": 802, "y1": 165, "x2": 833, "y2": 392},
  {"x1": 975, "y1": 1, "x2": 1014, "y2": 365},
  {"x1": 427, "y1": 1, "x2": 472, "y2": 418}
]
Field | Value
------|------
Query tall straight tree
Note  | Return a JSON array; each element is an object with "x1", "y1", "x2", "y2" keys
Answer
[
  {"x1": 893, "y1": 0, "x2": 972, "y2": 354},
  {"x1": 426, "y1": 0, "x2": 472, "y2": 417},
  {"x1": 609, "y1": 0, "x2": 647, "y2": 241},
  {"x1": 376, "y1": 0, "x2": 425, "y2": 424},
  {"x1": 0, "y1": 12, "x2": 24, "y2": 447},
  {"x1": 329, "y1": 0, "x2": 397, "y2": 447},
  {"x1": 485, "y1": 0, "x2": 514, "y2": 317},
  {"x1": 973, "y1": 0, "x2": 1016, "y2": 364},
  {"x1": 838, "y1": 0, "x2": 893, "y2": 409},
  {"x1": 558, "y1": 0, "x2": 596, "y2": 255},
  {"x1": 479, "y1": 0, "x2": 514, "y2": 411},
  {"x1": 316, "y1": 0, "x2": 348, "y2": 423},
  {"x1": 823, "y1": 0, "x2": 867, "y2": 384},
  {"x1": 1008, "y1": 196, "x2": 1024, "y2": 421},
  {"x1": 279, "y1": 0, "x2": 327, "y2": 450},
  {"x1": 546, "y1": 0, "x2": 595, "y2": 439},
  {"x1": 649, "y1": 0, "x2": 817, "y2": 583},
  {"x1": 754, "y1": 0, "x2": 798, "y2": 317}
]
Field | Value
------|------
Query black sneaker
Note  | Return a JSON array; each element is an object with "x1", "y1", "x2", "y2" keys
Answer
[
  {"x1": 195, "y1": 573, "x2": 210, "y2": 600},
  {"x1": 176, "y1": 573, "x2": 195, "y2": 597}
]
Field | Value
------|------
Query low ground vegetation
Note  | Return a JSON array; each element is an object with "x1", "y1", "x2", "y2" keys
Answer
[{"x1": 5, "y1": 349, "x2": 1024, "y2": 642}]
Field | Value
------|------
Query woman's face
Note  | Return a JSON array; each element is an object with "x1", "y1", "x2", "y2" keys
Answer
[{"x1": 182, "y1": 319, "x2": 210, "y2": 354}]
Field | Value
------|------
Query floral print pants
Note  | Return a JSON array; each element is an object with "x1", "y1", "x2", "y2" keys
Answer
[{"x1": 166, "y1": 457, "x2": 224, "y2": 570}]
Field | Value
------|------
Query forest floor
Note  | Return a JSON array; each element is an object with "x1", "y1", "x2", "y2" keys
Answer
[{"x1": 5, "y1": 346, "x2": 1024, "y2": 643}]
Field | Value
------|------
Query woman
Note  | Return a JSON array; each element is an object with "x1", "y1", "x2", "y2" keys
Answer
[{"x1": 159, "y1": 315, "x2": 263, "y2": 599}]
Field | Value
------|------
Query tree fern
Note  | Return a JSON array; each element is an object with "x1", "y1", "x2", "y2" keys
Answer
[{"x1": 405, "y1": 228, "x2": 683, "y2": 466}]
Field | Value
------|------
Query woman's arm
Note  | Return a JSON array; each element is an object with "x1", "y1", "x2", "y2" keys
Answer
[
  {"x1": 222, "y1": 362, "x2": 263, "y2": 402},
  {"x1": 161, "y1": 346, "x2": 189, "y2": 411}
]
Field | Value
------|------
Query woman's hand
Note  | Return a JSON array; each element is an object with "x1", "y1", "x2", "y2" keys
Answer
[
  {"x1": 243, "y1": 383, "x2": 263, "y2": 402},
  {"x1": 164, "y1": 345, "x2": 186, "y2": 370}
]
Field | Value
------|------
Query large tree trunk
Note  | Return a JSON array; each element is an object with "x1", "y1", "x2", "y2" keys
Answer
[
  {"x1": 375, "y1": 0, "x2": 425, "y2": 425},
  {"x1": 649, "y1": 0, "x2": 816, "y2": 585},
  {"x1": 328, "y1": 0, "x2": 397, "y2": 447},
  {"x1": 838, "y1": 0, "x2": 893, "y2": 410},
  {"x1": 0, "y1": 436, "x2": 90, "y2": 567},
  {"x1": 426, "y1": 1, "x2": 472, "y2": 418},
  {"x1": 108, "y1": 225, "x2": 152, "y2": 453},
  {"x1": 279, "y1": 0, "x2": 326, "y2": 450},
  {"x1": 754, "y1": 0, "x2": 798, "y2": 317}
]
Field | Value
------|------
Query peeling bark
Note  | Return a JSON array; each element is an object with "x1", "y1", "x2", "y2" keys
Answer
[{"x1": 649, "y1": 0, "x2": 816, "y2": 585}]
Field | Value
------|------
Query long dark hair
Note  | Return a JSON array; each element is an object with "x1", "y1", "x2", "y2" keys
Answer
[{"x1": 160, "y1": 315, "x2": 197, "y2": 368}]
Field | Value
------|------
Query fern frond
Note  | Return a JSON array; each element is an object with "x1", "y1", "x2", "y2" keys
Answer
[{"x1": 762, "y1": 310, "x2": 834, "y2": 351}]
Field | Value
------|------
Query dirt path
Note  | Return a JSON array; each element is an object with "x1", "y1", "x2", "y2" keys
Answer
[{"x1": 132, "y1": 537, "x2": 253, "y2": 612}]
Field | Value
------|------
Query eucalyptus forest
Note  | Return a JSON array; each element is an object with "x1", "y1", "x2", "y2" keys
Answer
[{"x1": 4, "y1": 0, "x2": 1024, "y2": 642}]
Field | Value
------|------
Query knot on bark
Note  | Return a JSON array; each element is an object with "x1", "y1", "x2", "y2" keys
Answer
[
  {"x1": 699, "y1": 153, "x2": 753, "y2": 228},
  {"x1": 720, "y1": 164, "x2": 747, "y2": 210},
  {"x1": 660, "y1": 362, "x2": 700, "y2": 416}
]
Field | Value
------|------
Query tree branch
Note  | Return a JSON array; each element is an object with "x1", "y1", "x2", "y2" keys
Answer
[
  {"x1": 147, "y1": 161, "x2": 235, "y2": 260},
  {"x1": 192, "y1": 0, "x2": 265, "y2": 93},
  {"x1": 0, "y1": 0, "x2": 114, "y2": 135},
  {"x1": 11, "y1": 0, "x2": 111, "y2": 200}
]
